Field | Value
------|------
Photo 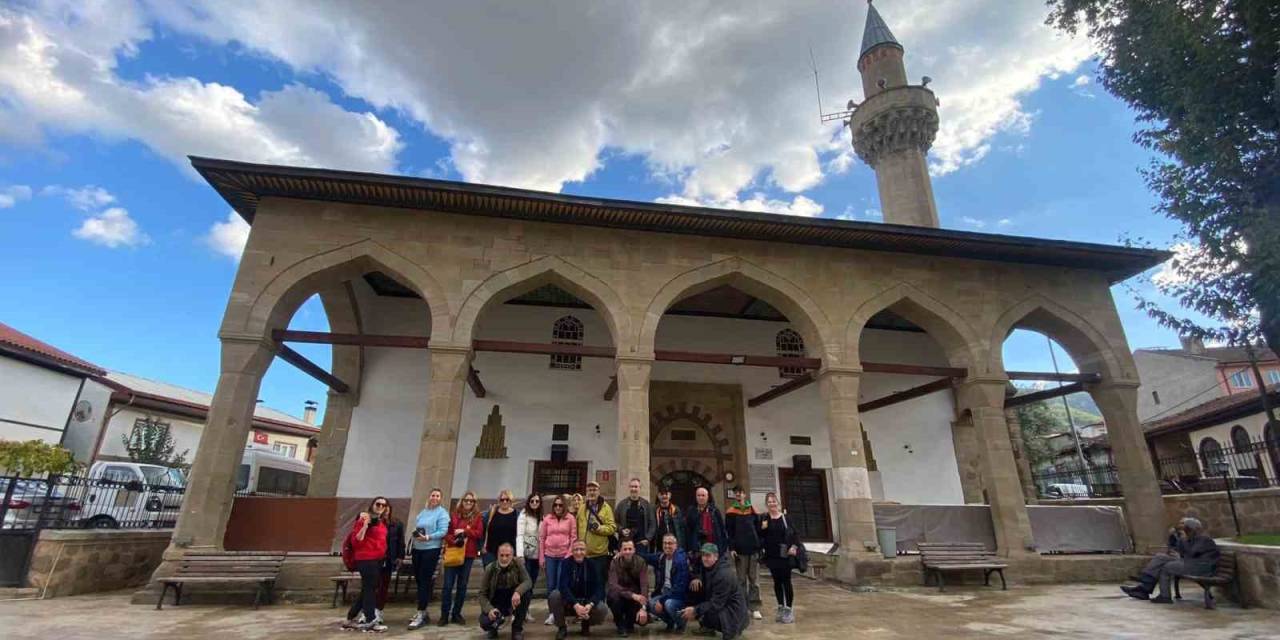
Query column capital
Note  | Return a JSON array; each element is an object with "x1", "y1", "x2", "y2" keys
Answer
[
  {"x1": 215, "y1": 332, "x2": 275, "y2": 376},
  {"x1": 817, "y1": 365, "x2": 863, "y2": 379},
  {"x1": 956, "y1": 377, "x2": 1012, "y2": 410},
  {"x1": 427, "y1": 343, "x2": 474, "y2": 356},
  {"x1": 614, "y1": 355, "x2": 656, "y2": 366}
]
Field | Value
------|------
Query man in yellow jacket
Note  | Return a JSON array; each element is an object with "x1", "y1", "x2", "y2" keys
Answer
[{"x1": 577, "y1": 480, "x2": 617, "y2": 603}]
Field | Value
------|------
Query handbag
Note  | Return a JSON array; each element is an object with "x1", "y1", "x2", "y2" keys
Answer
[
  {"x1": 781, "y1": 515, "x2": 809, "y2": 573},
  {"x1": 442, "y1": 543, "x2": 466, "y2": 568}
]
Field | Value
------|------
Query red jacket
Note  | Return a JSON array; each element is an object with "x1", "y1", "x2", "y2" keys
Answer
[
  {"x1": 448, "y1": 511, "x2": 484, "y2": 558},
  {"x1": 349, "y1": 517, "x2": 388, "y2": 562}
]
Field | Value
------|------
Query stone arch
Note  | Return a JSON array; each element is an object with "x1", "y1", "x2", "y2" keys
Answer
[
  {"x1": 987, "y1": 294, "x2": 1128, "y2": 381},
  {"x1": 451, "y1": 256, "x2": 631, "y2": 349},
  {"x1": 639, "y1": 258, "x2": 833, "y2": 359},
  {"x1": 649, "y1": 403, "x2": 733, "y2": 460},
  {"x1": 844, "y1": 282, "x2": 983, "y2": 369},
  {"x1": 233, "y1": 238, "x2": 450, "y2": 342}
]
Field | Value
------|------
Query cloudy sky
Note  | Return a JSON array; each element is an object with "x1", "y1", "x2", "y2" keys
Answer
[{"x1": 0, "y1": 0, "x2": 1195, "y2": 421}]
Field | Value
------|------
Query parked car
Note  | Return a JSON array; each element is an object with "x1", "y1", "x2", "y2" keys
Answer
[
  {"x1": 236, "y1": 446, "x2": 312, "y2": 496},
  {"x1": 0, "y1": 478, "x2": 81, "y2": 528},
  {"x1": 77, "y1": 461, "x2": 187, "y2": 529},
  {"x1": 1041, "y1": 483, "x2": 1091, "y2": 499}
]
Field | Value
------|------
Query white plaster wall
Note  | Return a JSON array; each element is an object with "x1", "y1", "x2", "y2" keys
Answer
[
  {"x1": 0, "y1": 357, "x2": 83, "y2": 445},
  {"x1": 98, "y1": 407, "x2": 204, "y2": 461},
  {"x1": 1187, "y1": 411, "x2": 1278, "y2": 479},
  {"x1": 456, "y1": 305, "x2": 618, "y2": 499},
  {"x1": 1134, "y1": 351, "x2": 1223, "y2": 422},
  {"x1": 337, "y1": 280, "x2": 432, "y2": 498},
  {"x1": 60, "y1": 379, "x2": 115, "y2": 462}
]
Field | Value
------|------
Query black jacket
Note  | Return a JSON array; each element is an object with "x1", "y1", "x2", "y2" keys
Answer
[
  {"x1": 723, "y1": 503, "x2": 761, "y2": 554},
  {"x1": 694, "y1": 555, "x2": 750, "y2": 637},
  {"x1": 383, "y1": 519, "x2": 406, "y2": 570},
  {"x1": 556, "y1": 557, "x2": 603, "y2": 606},
  {"x1": 682, "y1": 503, "x2": 728, "y2": 556}
]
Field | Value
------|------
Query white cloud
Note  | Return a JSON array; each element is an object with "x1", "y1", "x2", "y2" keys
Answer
[
  {"x1": 0, "y1": 184, "x2": 31, "y2": 208},
  {"x1": 3, "y1": 1, "x2": 1093, "y2": 209},
  {"x1": 960, "y1": 216, "x2": 987, "y2": 229},
  {"x1": 41, "y1": 185, "x2": 115, "y2": 211},
  {"x1": 0, "y1": 7, "x2": 402, "y2": 174},
  {"x1": 205, "y1": 210, "x2": 251, "y2": 260},
  {"x1": 657, "y1": 193, "x2": 824, "y2": 218},
  {"x1": 1072, "y1": 75, "x2": 1090, "y2": 87},
  {"x1": 72, "y1": 207, "x2": 148, "y2": 248}
]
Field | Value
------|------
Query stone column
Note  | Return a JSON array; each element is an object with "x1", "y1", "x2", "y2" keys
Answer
[
  {"x1": 616, "y1": 357, "x2": 653, "y2": 501},
  {"x1": 949, "y1": 412, "x2": 985, "y2": 504},
  {"x1": 410, "y1": 346, "x2": 471, "y2": 510},
  {"x1": 955, "y1": 379, "x2": 1037, "y2": 557},
  {"x1": 818, "y1": 367, "x2": 879, "y2": 577},
  {"x1": 1089, "y1": 381, "x2": 1166, "y2": 552},
  {"x1": 170, "y1": 336, "x2": 274, "y2": 550},
  {"x1": 1003, "y1": 407, "x2": 1039, "y2": 504},
  {"x1": 306, "y1": 389, "x2": 357, "y2": 497}
]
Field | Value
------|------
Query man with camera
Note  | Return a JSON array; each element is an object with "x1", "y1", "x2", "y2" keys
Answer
[
  {"x1": 478, "y1": 543, "x2": 533, "y2": 640},
  {"x1": 576, "y1": 480, "x2": 617, "y2": 603}
]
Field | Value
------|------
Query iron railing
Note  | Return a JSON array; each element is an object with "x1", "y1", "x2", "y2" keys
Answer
[
  {"x1": 1033, "y1": 435, "x2": 1280, "y2": 498},
  {"x1": 0, "y1": 472, "x2": 186, "y2": 531}
]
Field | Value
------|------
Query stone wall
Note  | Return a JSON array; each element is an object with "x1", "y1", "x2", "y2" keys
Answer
[
  {"x1": 26, "y1": 529, "x2": 171, "y2": 598},
  {"x1": 1061, "y1": 487, "x2": 1280, "y2": 539},
  {"x1": 1218, "y1": 541, "x2": 1280, "y2": 610},
  {"x1": 838, "y1": 552, "x2": 1148, "y2": 588}
]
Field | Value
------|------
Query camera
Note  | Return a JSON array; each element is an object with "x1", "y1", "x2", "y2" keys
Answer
[{"x1": 414, "y1": 527, "x2": 427, "y2": 538}]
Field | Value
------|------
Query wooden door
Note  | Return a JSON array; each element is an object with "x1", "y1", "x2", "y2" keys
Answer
[{"x1": 777, "y1": 467, "x2": 832, "y2": 541}]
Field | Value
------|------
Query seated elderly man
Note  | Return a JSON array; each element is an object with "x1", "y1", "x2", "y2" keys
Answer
[{"x1": 1121, "y1": 517, "x2": 1220, "y2": 603}]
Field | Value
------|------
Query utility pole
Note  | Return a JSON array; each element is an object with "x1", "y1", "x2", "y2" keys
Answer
[
  {"x1": 1048, "y1": 336, "x2": 1092, "y2": 495},
  {"x1": 1245, "y1": 344, "x2": 1278, "y2": 427}
]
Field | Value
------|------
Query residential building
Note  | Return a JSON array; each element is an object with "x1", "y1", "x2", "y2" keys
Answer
[{"x1": 1135, "y1": 337, "x2": 1279, "y2": 422}]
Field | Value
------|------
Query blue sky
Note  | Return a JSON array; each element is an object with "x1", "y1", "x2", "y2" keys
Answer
[{"x1": 0, "y1": 1, "x2": 1196, "y2": 422}]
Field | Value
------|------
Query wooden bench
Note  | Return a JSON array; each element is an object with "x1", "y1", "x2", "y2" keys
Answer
[
  {"x1": 156, "y1": 551, "x2": 286, "y2": 610},
  {"x1": 917, "y1": 542, "x2": 1008, "y2": 592},
  {"x1": 1174, "y1": 553, "x2": 1241, "y2": 610},
  {"x1": 330, "y1": 572, "x2": 360, "y2": 608}
]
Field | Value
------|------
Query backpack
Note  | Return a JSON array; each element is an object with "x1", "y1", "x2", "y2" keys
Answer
[{"x1": 341, "y1": 529, "x2": 357, "y2": 571}]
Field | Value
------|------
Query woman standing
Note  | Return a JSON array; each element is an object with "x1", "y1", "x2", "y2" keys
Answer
[
  {"x1": 407, "y1": 488, "x2": 451, "y2": 630},
  {"x1": 759, "y1": 492, "x2": 799, "y2": 624},
  {"x1": 539, "y1": 494, "x2": 577, "y2": 625},
  {"x1": 374, "y1": 502, "x2": 406, "y2": 625},
  {"x1": 516, "y1": 491, "x2": 544, "y2": 588},
  {"x1": 482, "y1": 489, "x2": 519, "y2": 568},
  {"x1": 439, "y1": 491, "x2": 484, "y2": 626},
  {"x1": 341, "y1": 497, "x2": 390, "y2": 632}
]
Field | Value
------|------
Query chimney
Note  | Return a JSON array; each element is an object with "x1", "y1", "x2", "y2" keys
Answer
[
  {"x1": 1178, "y1": 336, "x2": 1206, "y2": 355},
  {"x1": 303, "y1": 400, "x2": 318, "y2": 425}
]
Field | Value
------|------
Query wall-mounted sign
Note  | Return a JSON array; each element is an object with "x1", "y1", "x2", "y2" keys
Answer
[
  {"x1": 754, "y1": 447, "x2": 773, "y2": 461},
  {"x1": 748, "y1": 464, "x2": 777, "y2": 492}
]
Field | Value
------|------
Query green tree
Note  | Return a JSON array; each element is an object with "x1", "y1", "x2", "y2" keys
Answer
[
  {"x1": 121, "y1": 417, "x2": 189, "y2": 469},
  {"x1": 0, "y1": 439, "x2": 79, "y2": 476},
  {"x1": 1014, "y1": 400, "x2": 1065, "y2": 469},
  {"x1": 1046, "y1": 0, "x2": 1280, "y2": 355}
]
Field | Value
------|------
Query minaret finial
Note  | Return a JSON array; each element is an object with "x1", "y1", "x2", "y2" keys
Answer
[{"x1": 860, "y1": 0, "x2": 902, "y2": 59}]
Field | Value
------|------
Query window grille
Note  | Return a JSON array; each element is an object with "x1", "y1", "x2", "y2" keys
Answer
[
  {"x1": 550, "y1": 315, "x2": 584, "y2": 370},
  {"x1": 776, "y1": 328, "x2": 806, "y2": 378}
]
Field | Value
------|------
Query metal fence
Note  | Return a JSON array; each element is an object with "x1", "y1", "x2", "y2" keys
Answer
[
  {"x1": 1, "y1": 472, "x2": 186, "y2": 532},
  {"x1": 1033, "y1": 435, "x2": 1280, "y2": 498}
]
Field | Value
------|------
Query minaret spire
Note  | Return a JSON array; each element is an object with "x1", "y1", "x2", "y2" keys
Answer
[{"x1": 860, "y1": 0, "x2": 902, "y2": 58}]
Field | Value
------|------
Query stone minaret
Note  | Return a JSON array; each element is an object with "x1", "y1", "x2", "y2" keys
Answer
[{"x1": 849, "y1": 1, "x2": 941, "y2": 228}]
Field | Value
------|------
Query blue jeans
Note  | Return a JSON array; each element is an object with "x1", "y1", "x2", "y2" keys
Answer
[
  {"x1": 587, "y1": 556, "x2": 611, "y2": 603},
  {"x1": 411, "y1": 548, "x2": 441, "y2": 611},
  {"x1": 441, "y1": 557, "x2": 474, "y2": 619},
  {"x1": 543, "y1": 556, "x2": 567, "y2": 599},
  {"x1": 524, "y1": 557, "x2": 540, "y2": 594},
  {"x1": 649, "y1": 594, "x2": 685, "y2": 630}
]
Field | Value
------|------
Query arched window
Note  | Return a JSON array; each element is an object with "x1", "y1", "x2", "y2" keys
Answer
[
  {"x1": 1198, "y1": 437, "x2": 1225, "y2": 476},
  {"x1": 550, "y1": 315, "x2": 584, "y2": 370},
  {"x1": 1230, "y1": 425, "x2": 1252, "y2": 452},
  {"x1": 1231, "y1": 425, "x2": 1256, "y2": 474},
  {"x1": 776, "y1": 328, "x2": 806, "y2": 378},
  {"x1": 1266, "y1": 422, "x2": 1280, "y2": 482}
]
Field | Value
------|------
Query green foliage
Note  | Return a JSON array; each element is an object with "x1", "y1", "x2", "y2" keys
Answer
[
  {"x1": 1047, "y1": 0, "x2": 1280, "y2": 354},
  {"x1": 0, "y1": 439, "x2": 80, "y2": 476},
  {"x1": 121, "y1": 417, "x2": 189, "y2": 469},
  {"x1": 1014, "y1": 392, "x2": 1102, "y2": 468},
  {"x1": 1233, "y1": 533, "x2": 1280, "y2": 546}
]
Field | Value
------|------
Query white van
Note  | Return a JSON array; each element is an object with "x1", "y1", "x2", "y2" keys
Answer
[
  {"x1": 235, "y1": 446, "x2": 312, "y2": 496},
  {"x1": 79, "y1": 461, "x2": 187, "y2": 529}
]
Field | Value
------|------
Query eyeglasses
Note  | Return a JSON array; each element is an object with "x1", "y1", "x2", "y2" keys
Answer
[
  {"x1": 500, "y1": 497, "x2": 511, "y2": 502},
  {"x1": 530, "y1": 499, "x2": 541, "y2": 503},
  {"x1": 463, "y1": 498, "x2": 475, "y2": 503},
  {"x1": 553, "y1": 503, "x2": 564, "y2": 508},
  {"x1": 373, "y1": 502, "x2": 387, "y2": 507}
]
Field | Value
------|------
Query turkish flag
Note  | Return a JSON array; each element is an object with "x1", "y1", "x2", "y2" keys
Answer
[{"x1": 253, "y1": 431, "x2": 269, "y2": 444}]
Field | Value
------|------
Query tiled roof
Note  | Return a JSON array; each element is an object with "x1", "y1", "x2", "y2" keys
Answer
[
  {"x1": 103, "y1": 370, "x2": 317, "y2": 435},
  {"x1": 1144, "y1": 384, "x2": 1280, "y2": 437},
  {"x1": 1137, "y1": 345, "x2": 1277, "y2": 364},
  {"x1": 0, "y1": 322, "x2": 105, "y2": 377}
]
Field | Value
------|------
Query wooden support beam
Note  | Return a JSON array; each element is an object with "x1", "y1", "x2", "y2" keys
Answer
[
  {"x1": 472, "y1": 339, "x2": 616, "y2": 359},
  {"x1": 1004, "y1": 381, "x2": 1086, "y2": 408},
  {"x1": 276, "y1": 344, "x2": 349, "y2": 393},
  {"x1": 467, "y1": 367, "x2": 486, "y2": 398},
  {"x1": 273, "y1": 329, "x2": 430, "y2": 349},
  {"x1": 1006, "y1": 371, "x2": 1101, "y2": 383},
  {"x1": 858, "y1": 377, "x2": 954, "y2": 413},
  {"x1": 603, "y1": 376, "x2": 618, "y2": 401},
  {"x1": 860, "y1": 362, "x2": 968, "y2": 378},
  {"x1": 747, "y1": 373, "x2": 816, "y2": 408}
]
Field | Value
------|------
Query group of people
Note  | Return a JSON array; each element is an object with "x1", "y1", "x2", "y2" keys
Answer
[{"x1": 339, "y1": 479, "x2": 805, "y2": 639}]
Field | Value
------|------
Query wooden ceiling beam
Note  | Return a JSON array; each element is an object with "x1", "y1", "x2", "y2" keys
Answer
[
  {"x1": 1004, "y1": 381, "x2": 1086, "y2": 409},
  {"x1": 858, "y1": 377, "x2": 954, "y2": 413},
  {"x1": 467, "y1": 367, "x2": 486, "y2": 398},
  {"x1": 1006, "y1": 371, "x2": 1101, "y2": 383},
  {"x1": 603, "y1": 376, "x2": 618, "y2": 401},
  {"x1": 276, "y1": 344, "x2": 349, "y2": 393},
  {"x1": 860, "y1": 362, "x2": 968, "y2": 378},
  {"x1": 274, "y1": 329, "x2": 430, "y2": 349},
  {"x1": 747, "y1": 373, "x2": 816, "y2": 408}
]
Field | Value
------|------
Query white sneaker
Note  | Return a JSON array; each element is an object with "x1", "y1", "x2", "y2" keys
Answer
[
  {"x1": 358, "y1": 621, "x2": 388, "y2": 633},
  {"x1": 374, "y1": 609, "x2": 384, "y2": 625},
  {"x1": 752, "y1": 610, "x2": 763, "y2": 620},
  {"x1": 408, "y1": 611, "x2": 426, "y2": 630},
  {"x1": 544, "y1": 612, "x2": 555, "y2": 626}
]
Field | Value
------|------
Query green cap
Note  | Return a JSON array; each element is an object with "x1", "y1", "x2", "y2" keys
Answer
[{"x1": 700, "y1": 543, "x2": 719, "y2": 555}]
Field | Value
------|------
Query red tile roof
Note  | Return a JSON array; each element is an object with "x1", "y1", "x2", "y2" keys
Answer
[
  {"x1": 0, "y1": 322, "x2": 106, "y2": 377},
  {"x1": 1144, "y1": 384, "x2": 1280, "y2": 437}
]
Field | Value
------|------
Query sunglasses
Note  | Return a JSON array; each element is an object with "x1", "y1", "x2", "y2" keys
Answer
[
  {"x1": 530, "y1": 498, "x2": 541, "y2": 503},
  {"x1": 463, "y1": 498, "x2": 475, "y2": 503},
  {"x1": 373, "y1": 502, "x2": 387, "y2": 507},
  {"x1": 553, "y1": 503, "x2": 564, "y2": 508},
  {"x1": 500, "y1": 497, "x2": 511, "y2": 502}
]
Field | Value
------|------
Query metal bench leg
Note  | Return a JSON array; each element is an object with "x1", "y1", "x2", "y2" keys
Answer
[
  {"x1": 997, "y1": 569, "x2": 1006, "y2": 590},
  {"x1": 984, "y1": 570, "x2": 990, "y2": 586},
  {"x1": 253, "y1": 584, "x2": 263, "y2": 610},
  {"x1": 1203, "y1": 584, "x2": 1215, "y2": 610},
  {"x1": 332, "y1": 582, "x2": 340, "y2": 608},
  {"x1": 156, "y1": 583, "x2": 169, "y2": 610},
  {"x1": 937, "y1": 572, "x2": 946, "y2": 592},
  {"x1": 1174, "y1": 576, "x2": 1181, "y2": 600},
  {"x1": 267, "y1": 580, "x2": 276, "y2": 606}
]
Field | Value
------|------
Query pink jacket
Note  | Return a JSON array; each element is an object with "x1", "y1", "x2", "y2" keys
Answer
[{"x1": 539, "y1": 513, "x2": 577, "y2": 562}]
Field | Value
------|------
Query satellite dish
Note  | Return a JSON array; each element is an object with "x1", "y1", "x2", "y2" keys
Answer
[{"x1": 72, "y1": 399, "x2": 93, "y2": 422}]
